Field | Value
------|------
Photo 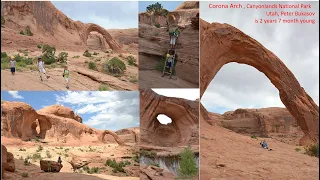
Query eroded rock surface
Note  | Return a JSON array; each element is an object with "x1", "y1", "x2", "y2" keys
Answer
[
  {"x1": 2, "y1": 144, "x2": 15, "y2": 177},
  {"x1": 40, "y1": 160, "x2": 63, "y2": 172},
  {"x1": 200, "y1": 19, "x2": 319, "y2": 145},
  {"x1": 140, "y1": 165, "x2": 176, "y2": 180},
  {"x1": 38, "y1": 104, "x2": 82, "y2": 123},
  {"x1": 140, "y1": 89, "x2": 199, "y2": 147}
]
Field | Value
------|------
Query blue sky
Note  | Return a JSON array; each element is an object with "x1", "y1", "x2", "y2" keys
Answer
[
  {"x1": 139, "y1": 1, "x2": 183, "y2": 12},
  {"x1": 51, "y1": 1, "x2": 138, "y2": 29},
  {"x1": 1, "y1": 91, "x2": 139, "y2": 131}
]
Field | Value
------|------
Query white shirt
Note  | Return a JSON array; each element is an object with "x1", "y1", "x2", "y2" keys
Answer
[{"x1": 38, "y1": 61, "x2": 44, "y2": 69}]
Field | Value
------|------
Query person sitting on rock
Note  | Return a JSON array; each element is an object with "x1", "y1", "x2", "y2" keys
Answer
[
  {"x1": 58, "y1": 156, "x2": 62, "y2": 164},
  {"x1": 260, "y1": 140, "x2": 268, "y2": 149}
]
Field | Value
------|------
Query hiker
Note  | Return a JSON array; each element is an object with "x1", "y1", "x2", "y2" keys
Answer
[
  {"x1": 62, "y1": 66, "x2": 70, "y2": 89},
  {"x1": 167, "y1": 55, "x2": 174, "y2": 72},
  {"x1": 57, "y1": 156, "x2": 62, "y2": 164},
  {"x1": 260, "y1": 140, "x2": 268, "y2": 149},
  {"x1": 38, "y1": 56, "x2": 50, "y2": 81},
  {"x1": 169, "y1": 28, "x2": 180, "y2": 49},
  {"x1": 9, "y1": 56, "x2": 16, "y2": 75}
]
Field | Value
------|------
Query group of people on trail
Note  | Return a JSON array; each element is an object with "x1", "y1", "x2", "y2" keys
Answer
[{"x1": 8, "y1": 56, "x2": 70, "y2": 89}]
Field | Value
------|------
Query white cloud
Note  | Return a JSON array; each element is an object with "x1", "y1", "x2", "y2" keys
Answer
[
  {"x1": 152, "y1": 88, "x2": 199, "y2": 100},
  {"x1": 55, "y1": 91, "x2": 139, "y2": 130},
  {"x1": 8, "y1": 91, "x2": 24, "y2": 99}
]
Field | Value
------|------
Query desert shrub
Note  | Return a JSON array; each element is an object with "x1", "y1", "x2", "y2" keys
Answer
[
  {"x1": 83, "y1": 50, "x2": 92, "y2": 57},
  {"x1": 46, "y1": 150, "x2": 52, "y2": 158},
  {"x1": 31, "y1": 153, "x2": 42, "y2": 161},
  {"x1": 72, "y1": 55, "x2": 80, "y2": 58},
  {"x1": 19, "y1": 148, "x2": 27, "y2": 151},
  {"x1": 19, "y1": 31, "x2": 25, "y2": 35},
  {"x1": 178, "y1": 146, "x2": 198, "y2": 179},
  {"x1": 103, "y1": 57, "x2": 126, "y2": 74},
  {"x1": 1, "y1": 16, "x2": 5, "y2": 25},
  {"x1": 25, "y1": 26, "x2": 33, "y2": 36},
  {"x1": 146, "y1": 2, "x2": 168, "y2": 16},
  {"x1": 93, "y1": 52, "x2": 99, "y2": 55},
  {"x1": 105, "y1": 159, "x2": 130, "y2": 173},
  {"x1": 155, "y1": 23, "x2": 160, "y2": 28},
  {"x1": 127, "y1": 55, "x2": 137, "y2": 66},
  {"x1": 1, "y1": 52, "x2": 7, "y2": 58},
  {"x1": 305, "y1": 144, "x2": 319, "y2": 157},
  {"x1": 98, "y1": 84, "x2": 109, "y2": 91},
  {"x1": 129, "y1": 76, "x2": 138, "y2": 84},
  {"x1": 132, "y1": 154, "x2": 139, "y2": 163},
  {"x1": 295, "y1": 148, "x2": 301, "y2": 152},
  {"x1": 36, "y1": 145, "x2": 43, "y2": 152},
  {"x1": 140, "y1": 150, "x2": 157, "y2": 158},
  {"x1": 42, "y1": 44, "x2": 56, "y2": 64},
  {"x1": 82, "y1": 166, "x2": 100, "y2": 174},
  {"x1": 251, "y1": 135, "x2": 257, "y2": 139},
  {"x1": 37, "y1": 44, "x2": 42, "y2": 49},
  {"x1": 24, "y1": 158, "x2": 30, "y2": 166},
  {"x1": 88, "y1": 61, "x2": 98, "y2": 71},
  {"x1": 57, "y1": 52, "x2": 68, "y2": 63},
  {"x1": 21, "y1": 172, "x2": 28, "y2": 177}
]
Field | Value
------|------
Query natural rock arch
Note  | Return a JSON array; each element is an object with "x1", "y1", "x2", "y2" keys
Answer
[
  {"x1": 81, "y1": 23, "x2": 121, "y2": 51},
  {"x1": 200, "y1": 20, "x2": 319, "y2": 145},
  {"x1": 140, "y1": 89, "x2": 199, "y2": 147},
  {"x1": 99, "y1": 130, "x2": 127, "y2": 146}
]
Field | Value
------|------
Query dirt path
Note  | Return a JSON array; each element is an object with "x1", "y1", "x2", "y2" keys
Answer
[
  {"x1": 1, "y1": 66, "x2": 138, "y2": 91},
  {"x1": 139, "y1": 70, "x2": 197, "y2": 88},
  {"x1": 200, "y1": 118, "x2": 319, "y2": 180}
]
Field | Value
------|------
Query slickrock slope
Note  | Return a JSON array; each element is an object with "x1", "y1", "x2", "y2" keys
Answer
[
  {"x1": 140, "y1": 89, "x2": 199, "y2": 147},
  {"x1": 1, "y1": 1, "x2": 121, "y2": 51},
  {"x1": 200, "y1": 19, "x2": 319, "y2": 145}
]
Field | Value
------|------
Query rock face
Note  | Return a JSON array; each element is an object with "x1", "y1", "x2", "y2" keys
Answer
[
  {"x1": 115, "y1": 127, "x2": 140, "y2": 143},
  {"x1": 2, "y1": 145, "x2": 15, "y2": 177},
  {"x1": 38, "y1": 104, "x2": 82, "y2": 123},
  {"x1": 40, "y1": 160, "x2": 63, "y2": 172},
  {"x1": 1, "y1": 101, "x2": 127, "y2": 145},
  {"x1": 200, "y1": 19, "x2": 319, "y2": 145},
  {"x1": 1, "y1": 1, "x2": 121, "y2": 51},
  {"x1": 139, "y1": 2, "x2": 199, "y2": 85},
  {"x1": 209, "y1": 108, "x2": 304, "y2": 145},
  {"x1": 140, "y1": 89, "x2": 199, "y2": 147},
  {"x1": 140, "y1": 165, "x2": 176, "y2": 180}
]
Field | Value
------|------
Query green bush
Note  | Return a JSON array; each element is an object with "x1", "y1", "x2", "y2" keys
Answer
[
  {"x1": 24, "y1": 158, "x2": 30, "y2": 166},
  {"x1": 295, "y1": 148, "x2": 301, "y2": 152},
  {"x1": 155, "y1": 23, "x2": 161, "y2": 28},
  {"x1": 57, "y1": 52, "x2": 68, "y2": 63},
  {"x1": 83, "y1": 50, "x2": 92, "y2": 57},
  {"x1": 132, "y1": 154, "x2": 139, "y2": 163},
  {"x1": 88, "y1": 61, "x2": 98, "y2": 71},
  {"x1": 178, "y1": 146, "x2": 198, "y2": 179},
  {"x1": 21, "y1": 172, "x2": 28, "y2": 177},
  {"x1": 36, "y1": 145, "x2": 43, "y2": 152},
  {"x1": 31, "y1": 153, "x2": 42, "y2": 162},
  {"x1": 140, "y1": 150, "x2": 157, "y2": 158},
  {"x1": 305, "y1": 144, "x2": 319, "y2": 157},
  {"x1": 129, "y1": 76, "x2": 138, "y2": 84},
  {"x1": 37, "y1": 44, "x2": 42, "y2": 49},
  {"x1": 105, "y1": 159, "x2": 130, "y2": 173},
  {"x1": 103, "y1": 57, "x2": 126, "y2": 74},
  {"x1": 93, "y1": 52, "x2": 99, "y2": 55},
  {"x1": 42, "y1": 44, "x2": 56, "y2": 64},
  {"x1": 19, "y1": 31, "x2": 25, "y2": 35},
  {"x1": 1, "y1": 52, "x2": 7, "y2": 58},
  {"x1": 127, "y1": 56, "x2": 137, "y2": 66},
  {"x1": 1, "y1": 16, "x2": 5, "y2": 25},
  {"x1": 98, "y1": 84, "x2": 109, "y2": 91},
  {"x1": 72, "y1": 55, "x2": 80, "y2": 58},
  {"x1": 82, "y1": 166, "x2": 100, "y2": 174},
  {"x1": 251, "y1": 135, "x2": 257, "y2": 139},
  {"x1": 25, "y1": 26, "x2": 33, "y2": 36}
]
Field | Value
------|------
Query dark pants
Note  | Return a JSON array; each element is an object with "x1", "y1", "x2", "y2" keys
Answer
[{"x1": 10, "y1": 67, "x2": 15, "y2": 73}]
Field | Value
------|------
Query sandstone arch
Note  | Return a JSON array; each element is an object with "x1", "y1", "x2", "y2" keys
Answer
[
  {"x1": 140, "y1": 89, "x2": 199, "y2": 147},
  {"x1": 200, "y1": 20, "x2": 319, "y2": 145},
  {"x1": 81, "y1": 23, "x2": 121, "y2": 51},
  {"x1": 99, "y1": 130, "x2": 127, "y2": 146}
]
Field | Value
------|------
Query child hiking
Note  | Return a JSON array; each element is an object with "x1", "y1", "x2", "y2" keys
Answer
[
  {"x1": 38, "y1": 56, "x2": 50, "y2": 81},
  {"x1": 9, "y1": 56, "x2": 16, "y2": 75},
  {"x1": 62, "y1": 66, "x2": 70, "y2": 89}
]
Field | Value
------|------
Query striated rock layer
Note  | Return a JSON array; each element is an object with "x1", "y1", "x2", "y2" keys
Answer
[
  {"x1": 1, "y1": 101, "x2": 131, "y2": 145},
  {"x1": 1, "y1": 1, "x2": 121, "y2": 51},
  {"x1": 200, "y1": 19, "x2": 319, "y2": 145},
  {"x1": 140, "y1": 89, "x2": 199, "y2": 147}
]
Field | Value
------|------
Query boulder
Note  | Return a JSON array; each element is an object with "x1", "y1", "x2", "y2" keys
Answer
[
  {"x1": 40, "y1": 160, "x2": 63, "y2": 172},
  {"x1": 1, "y1": 144, "x2": 15, "y2": 177}
]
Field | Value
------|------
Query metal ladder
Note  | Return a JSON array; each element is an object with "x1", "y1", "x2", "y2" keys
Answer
[{"x1": 162, "y1": 49, "x2": 175, "y2": 79}]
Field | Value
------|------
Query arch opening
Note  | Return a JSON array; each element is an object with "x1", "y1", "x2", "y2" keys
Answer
[
  {"x1": 157, "y1": 114, "x2": 172, "y2": 125},
  {"x1": 86, "y1": 31, "x2": 109, "y2": 50}
]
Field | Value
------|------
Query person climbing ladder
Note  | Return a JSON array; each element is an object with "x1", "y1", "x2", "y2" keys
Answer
[{"x1": 169, "y1": 27, "x2": 180, "y2": 49}]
